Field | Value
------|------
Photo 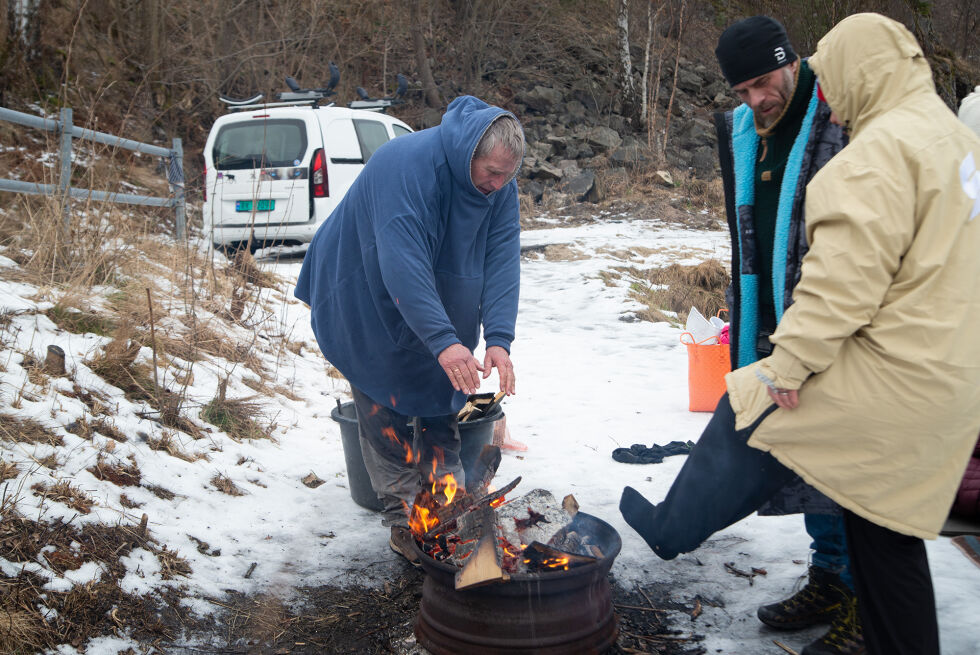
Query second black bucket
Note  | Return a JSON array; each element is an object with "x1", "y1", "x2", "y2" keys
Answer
[{"x1": 330, "y1": 400, "x2": 504, "y2": 512}]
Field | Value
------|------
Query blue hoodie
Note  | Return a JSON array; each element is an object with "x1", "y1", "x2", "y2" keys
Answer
[{"x1": 294, "y1": 96, "x2": 522, "y2": 416}]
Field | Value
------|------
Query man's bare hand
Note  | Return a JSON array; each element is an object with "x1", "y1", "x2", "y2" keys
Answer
[
  {"x1": 483, "y1": 345, "x2": 516, "y2": 396},
  {"x1": 438, "y1": 343, "x2": 483, "y2": 395},
  {"x1": 767, "y1": 387, "x2": 799, "y2": 409}
]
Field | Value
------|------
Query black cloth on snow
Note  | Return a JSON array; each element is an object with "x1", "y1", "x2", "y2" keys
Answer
[{"x1": 612, "y1": 441, "x2": 695, "y2": 464}]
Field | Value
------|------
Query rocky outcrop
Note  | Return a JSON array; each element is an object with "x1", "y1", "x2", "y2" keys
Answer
[{"x1": 510, "y1": 56, "x2": 733, "y2": 205}]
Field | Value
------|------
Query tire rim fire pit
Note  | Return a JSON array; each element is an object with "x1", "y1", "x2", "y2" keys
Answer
[{"x1": 412, "y1": 511, "x2": 622, "y2": 654}]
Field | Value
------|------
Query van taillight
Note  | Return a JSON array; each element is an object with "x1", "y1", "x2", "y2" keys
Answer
[
  {"x1": 311, "y1": 148, "x2": 328, "y2": 197},
  {"x1": 202, "y1": 164, "x2": 207, "y2": 202}
]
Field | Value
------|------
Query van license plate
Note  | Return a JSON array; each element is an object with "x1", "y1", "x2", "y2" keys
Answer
[{"x1": 235, "y1": 199, "x2": 275, "y2": 212}]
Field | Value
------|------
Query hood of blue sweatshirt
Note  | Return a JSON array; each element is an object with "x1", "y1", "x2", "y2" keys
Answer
[{"x1": 294, "y1": 96, "x2": 522, "y2": 416}]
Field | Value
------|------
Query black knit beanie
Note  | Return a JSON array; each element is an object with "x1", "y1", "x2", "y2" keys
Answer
[{"x1": 715, "y1": 16, "x2": 797, "y2": 87}]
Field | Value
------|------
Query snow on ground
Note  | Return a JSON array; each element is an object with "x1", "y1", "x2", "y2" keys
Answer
[{"x1": 2, "y1": 209, "x2": 978, "y2": 654}]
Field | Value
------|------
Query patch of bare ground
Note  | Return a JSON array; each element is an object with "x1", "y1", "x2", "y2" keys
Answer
[
  {"x1": 172, "y1": 576, "x2": 703, "y2": 655},
  {"x1": 0, "y1": 498, "x2": 191, "y2": 653},
  {"x1": 0, "y1": 413, "x2": 64, "y2": 447},
  {"x1": 211, "y1": 472, "x2": 245, "y2": 496},
  {"x1": 621, "y1": 259, "x2": 729, "y2": 326},
  {"x1": 521, "y1": 166, "x2": 725, "y2": 233},
  {"x1": 31, "y1": 480, "x2": 95, "y2": 514}
]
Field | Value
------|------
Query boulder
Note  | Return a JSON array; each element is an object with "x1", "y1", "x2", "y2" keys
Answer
[
  {"x1": 564, "y1": 170, "x2": 598, "y2": 202},
  {"x1": 521, "y1": 179, "x2": 545, "y2": 203},
  {"x1": 529, "y1": 160, "x2": 563, "y2": 181},
  {"x1": 691, "y1": 145, "x2": 718, "y2": 178},
  {"x1": 586, "y1": 126, "x2": 623, "y2": 153},
  {"x1": 519, "y1": 85, "x2": 564, "y2": 113},
  {"x1": 676, "y1": 67, "x2": 703, "y2": 94}
]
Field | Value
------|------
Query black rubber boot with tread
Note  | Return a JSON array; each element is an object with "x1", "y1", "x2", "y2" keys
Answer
[
  {"x1": 801, "y1": 593, "x2": 866, "y2": 655},
  {"x1": 757, "y1": 565, "x2": 850, "y2": 630}
]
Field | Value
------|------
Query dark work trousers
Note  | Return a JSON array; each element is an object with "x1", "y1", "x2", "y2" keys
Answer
[
  {"x1": 350, "y1": 386, "x2": 463, "y2": 527},
  {"x1": 843, "y1": 510, "x2": 939, "y2": 655},
  {"x1": 620, "y1": 393, "x2": 796, "y2": 559}
]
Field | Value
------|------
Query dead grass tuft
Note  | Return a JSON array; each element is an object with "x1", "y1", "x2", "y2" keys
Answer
[
  {"x1": 31, "y1": 481, "x2": 95, "y2": 514},
  {"x1": 0, "y1": 414, "x2": 64, "y2": 447},
  {"x1": 119, "y1": 493, "x2": 143, "y2": 509},
  {"x1": 230, "y1": 249, "x2": 279, "y2": 289},
  {"x1": 45, "y1": 304, "x2": 116, "y2": 336},
  {"x1": 0, "y1": 459, "x2": 20, "y2": 482},
  {"x1": 67, "y1": 416, "x2": 127, "y2": 442},
  {"x1": 0, "y1": 608, "x2": 47, "y2": 655},
  {"x1": 623, "y1": 259, "x2": 730, "y2": 325},
  {"x1": 148, "y1": 432, "x2": 207, "y2": 462},
  {"x1": 211, "y1": 473, "x2": 246, "y2": 496},
  {"x1": 87, "y1": 455, "x2": 141, "y2": 487},
  {"x1": 59, "y1": 384, "x2": 111, "y2": 415},
  {"x1": 144, "y1": 484, "x2": 175, "y2": 501},
  {"x1": 201, "y1": 386, "x2": 270, "y2": 442},
  {"x1": 155, "y1": 544, "x2": 192, "y2": 579}
]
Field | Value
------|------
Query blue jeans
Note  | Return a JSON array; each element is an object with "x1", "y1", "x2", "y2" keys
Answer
[{"x1": 806, "y1": 513, "x2": 854, "y2": 590}]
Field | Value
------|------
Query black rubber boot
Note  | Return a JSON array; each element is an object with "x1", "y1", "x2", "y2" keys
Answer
[
  {"x1": 801, "y1": 593, "x2": 866, "y2": 655},
  {"x1": 758, "y1": 565, "x2": 851, "y2": 630}
]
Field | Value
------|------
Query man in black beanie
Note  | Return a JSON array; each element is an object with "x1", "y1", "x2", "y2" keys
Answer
[{"x1": 622, "y1": 16, "x2": 857, "y2": 655}]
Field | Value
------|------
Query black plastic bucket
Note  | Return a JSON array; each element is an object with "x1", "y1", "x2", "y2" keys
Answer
[{"x1": 330, "y1": 400, "x2": 503, "y2": 512}]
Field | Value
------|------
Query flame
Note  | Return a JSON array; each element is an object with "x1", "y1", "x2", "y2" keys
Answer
[
  {"x1": 368, "y1": 404, "x2": 380, "y2": 417},
  {"x1": 404, "y1": 445, "x2": 414, "y2": 464},
  {"x1": 381, "y1": 426, "x2": 399, "y2": 444},
  {"x1": 409, "y1": 504, "x2": 436, "y2": 535},
  {"x1": 441, "y1": 474, "x2": 458, "y2": 504}
]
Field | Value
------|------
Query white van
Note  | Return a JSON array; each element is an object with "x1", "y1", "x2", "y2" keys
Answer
[{"x1": 202, "y1": 105, "x2": 413, "y2": 252}]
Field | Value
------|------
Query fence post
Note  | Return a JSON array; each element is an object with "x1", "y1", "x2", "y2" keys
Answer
[
  {"x1": 58, "y1": 107, "x2": 72, "y2": 230},
  {"x1": 170, "y1": 137, "x2": 186, "y2": 241}
]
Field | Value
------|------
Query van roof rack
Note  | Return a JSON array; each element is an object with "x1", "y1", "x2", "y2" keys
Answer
[
  {"x1": 218, "y1": 65, "x2": 409, "y2": 114},
  {"x1": 219, "y1": 63, "x2": 342, "y2": 111},
  {"x1": 348, "y1": 74, "x2": 407, "y2": 113}
]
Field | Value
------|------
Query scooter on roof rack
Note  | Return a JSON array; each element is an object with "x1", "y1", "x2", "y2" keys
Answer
[
  {"x1": 348, "y1": 73, "x2": 407, "y2": 112},
  {"x1": 218, "y1": 62, "x2": 342, "y2": 110}
]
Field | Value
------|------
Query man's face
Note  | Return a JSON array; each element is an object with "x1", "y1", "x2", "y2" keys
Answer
[
  {"x1": 471, "y1": 145, "x2": 518, "y2": 195},
  {"x1": 731, "y1": 60, "x2": 799, "y2": 129}
]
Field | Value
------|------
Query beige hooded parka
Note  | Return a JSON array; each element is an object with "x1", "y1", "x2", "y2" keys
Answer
[{"x1": 726, "y1": 13, "x2": 980, "y2": 539}]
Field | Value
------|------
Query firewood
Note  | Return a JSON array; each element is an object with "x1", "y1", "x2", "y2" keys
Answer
[
  {"x1": 423, "y1": 476, "x2": 521, "y2": 539},
  {"x1": 562, "y1": 494, "x2": 579, "y2": 517},
  {"x1": 465, "y1": 444, "x2": 501, "y2": 495},
  {"x1": 523, "y1": 541, "x2": 596, "y2": 572},
  {"x1": 454, "y1": 504, "x2": 510, "y2": 589}
]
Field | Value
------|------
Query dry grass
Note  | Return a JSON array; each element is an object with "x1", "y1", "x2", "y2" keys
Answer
[
  {"x1": 0, "y1": 459, "x2": 20, "y2": 482},
  {"x1": 67, "y1": 416, "x2": 127, "y2": 442},
  {"x1": 148, "y1": 432, "x2": 208, "y2": 462},
  {"x1": 44, "y1": 303, "x2": 116, "y2": 336},
  {"x1": 201, "y1": 390, "x2": 270, "y2": 442},
  {"x1": 623, "y1": 259, "x2": 730, "y2": 326},
  {"x1": 86, "y1": 455, "x2": 141, "y2": 487},
  {"x1": 59, "y1": 384, "x2": 111, "y2": 416},
  {"x1": 211, "y1": 473, "x2": 246, "y2": 496},
  {"x1": 0, "y1": 414, "x2": 64, "y2": 447},
  {"x1": 155, "y1": 544, "x2": 192, "y2": 580},
  {"x1": 30, "y1": 481, "x2": 95, "y2": 514}
]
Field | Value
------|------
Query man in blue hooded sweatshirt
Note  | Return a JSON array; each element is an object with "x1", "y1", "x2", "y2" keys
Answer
[{"x1": 295, "y1": 96, "x2": 524, "y2": 566}]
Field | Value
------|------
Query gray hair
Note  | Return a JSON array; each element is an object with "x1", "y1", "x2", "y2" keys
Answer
[{"x1": 474, "y1": 115, "x2": 524, "y2": 164}]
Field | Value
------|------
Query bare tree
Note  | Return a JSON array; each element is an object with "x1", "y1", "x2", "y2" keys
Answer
[
  {"x1": 411, "y1": 0, "x2": 441, "y2": 108},
  {"x1": 617, "y1": 0, "x2": 642, "y2": 128}
]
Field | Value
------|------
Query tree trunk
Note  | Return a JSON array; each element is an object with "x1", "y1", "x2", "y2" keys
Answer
[
  {"x1": 617, "y1": 0, "x2": 641, "y2": 128},
  {"x1": 410, "y1": 0, "x2": 441, "y2": 108}
]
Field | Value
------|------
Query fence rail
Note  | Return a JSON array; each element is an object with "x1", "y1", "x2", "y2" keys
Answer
[{"x1": 0, "y1": 106, "x2": 186, "y2": 239}]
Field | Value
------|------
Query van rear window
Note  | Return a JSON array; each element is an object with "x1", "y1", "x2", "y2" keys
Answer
[{"x1": 213, "y1": 119, "x2": 308, "y2": 170}]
